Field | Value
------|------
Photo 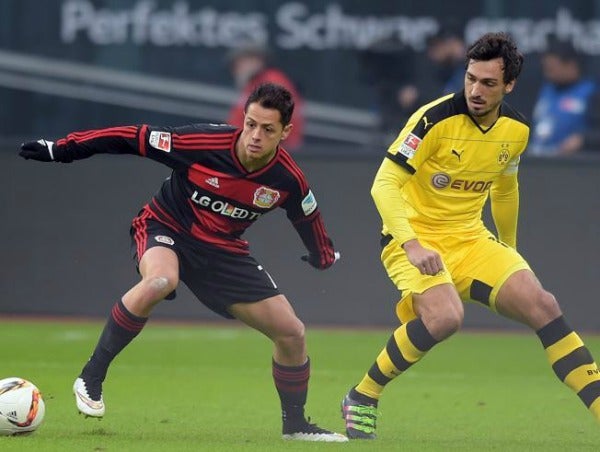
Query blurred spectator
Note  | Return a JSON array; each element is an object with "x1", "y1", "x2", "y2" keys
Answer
[
  {"x1": 358, "y1": 22, "x2": 466, "y2": 143},
  {"x1": 529, "y1": 38, "x2": 597, "y2": 157},
  {"x1": 396, "y1": 24, "x2": 466, "y2": 121},
  {"x1": 356, "y1": 37, "x2": 417, "y2": 143},
  {"x1": 226, "y1": 45, "x2": 305, "y2": 151}
]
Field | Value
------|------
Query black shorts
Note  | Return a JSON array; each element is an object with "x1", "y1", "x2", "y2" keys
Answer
[{"x1": 130, "y1": 210, "x2": 280, "y2": 319}]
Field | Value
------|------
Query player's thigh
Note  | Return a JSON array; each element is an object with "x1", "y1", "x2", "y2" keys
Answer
[
  {"x1": 381, "y1": 238, "x2": 454, "y2": 323},
  {"x1": 495, "y1": 269, "x2": 562, "y2": 329},
  {"x1": 229, "y1": 294, "x2": 304, "y2": 340},
  {"x1": 139, "y1": 246, "x2": 179, "y2": 281},
  {"x1": 453, "y1": 235, "x2": 530, "y2": 312},
  {"x1": 130, "y1": 209, "x2": 180, "y2": 281}
]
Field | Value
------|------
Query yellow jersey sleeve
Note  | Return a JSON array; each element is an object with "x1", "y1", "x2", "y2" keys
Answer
[
  {"x1": 490, "y1": 170, "x2": 519, "y2": 248},
  {"x1": 385, "y1": 97, "x2": 448, "y2": 173},
  {"x1": 371, "y1": 158, "x2": 417, "y2": 246}
]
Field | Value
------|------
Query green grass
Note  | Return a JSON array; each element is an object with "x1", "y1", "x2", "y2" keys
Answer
[{"x1": 0, "y1": 319, "x2": 599, "y2": 451}]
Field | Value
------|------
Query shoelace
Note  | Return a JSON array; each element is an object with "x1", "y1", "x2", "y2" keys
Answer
[
  {"x1": 344, "y1": 403, "x2": 377, "y2": 432},
  {"x1": 301, "y1": 417, "x2": 330, "y2": 434}
]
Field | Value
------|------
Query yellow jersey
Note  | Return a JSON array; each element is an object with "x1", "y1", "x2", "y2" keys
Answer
[{"x1": 380, "y1": 91, "x2": 529, "y2": 242}]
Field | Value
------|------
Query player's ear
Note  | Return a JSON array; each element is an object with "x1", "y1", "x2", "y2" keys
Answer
[
  {"x1": 504, "y1": 80, "x2": 516, "y2": 95},
  {"x1": 280, "y1": 123, "x2": 293, "y2": 141}
]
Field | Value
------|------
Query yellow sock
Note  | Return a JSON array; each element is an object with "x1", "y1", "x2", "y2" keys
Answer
[
  {"x1": 355, "y1": 318, "x2": 438, "y2": 400},
  {"x1": 537, "y1": 316, "x2": 600, "y2": 422}
]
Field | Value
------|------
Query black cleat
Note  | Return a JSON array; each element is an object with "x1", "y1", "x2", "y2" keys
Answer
[{"x1": 341, "y1": 391, "x2": 377, "y2": 439}]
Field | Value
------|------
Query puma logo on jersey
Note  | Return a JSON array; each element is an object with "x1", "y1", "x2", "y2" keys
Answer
[
  {"x1": 451, "y1": 149, "x2": 464, "y2": 161},
  {"x1": 421, "y1": 116, "x2": 433, "y2": 129}
]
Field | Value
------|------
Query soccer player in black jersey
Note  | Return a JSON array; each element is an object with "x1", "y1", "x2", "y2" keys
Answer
[{"x1": 19, "y1": 83, "x2": 347, "y2": 442}]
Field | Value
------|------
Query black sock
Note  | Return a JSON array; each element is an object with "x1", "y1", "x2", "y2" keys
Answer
[
  {"x1": 272, "y1": 358, "x2": 310, "y2": 424},
  {"x1": 80, "y1": 300, "x2": 147, "y2": 382}
]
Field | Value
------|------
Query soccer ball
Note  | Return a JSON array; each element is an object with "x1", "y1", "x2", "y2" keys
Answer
[{"x1": 0, "y1": 377, "x2": 45, "y2": 436}]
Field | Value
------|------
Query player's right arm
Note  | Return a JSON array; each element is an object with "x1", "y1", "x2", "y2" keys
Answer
[
  {"x1": 371, "y1": 159, "x2": 444, "y2": 276},
  {"x1": 19, "y1": 127, "x2": 143, "y2": 163},
  {"x1": 372, "y1": 103, "x2": 446, "y2": 276},
  {"x1": 18, "y1": 124, "x2": 236, "y2": 169}
]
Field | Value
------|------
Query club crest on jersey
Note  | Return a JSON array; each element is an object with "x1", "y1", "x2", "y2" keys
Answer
[
  {"x1": 498, "y1": 144, "x2": 510, "y2": 165},
  {"x1": 398, "y1": 133, "x2": 422, "y2": 159},
  {"x1": 154, "y1": 235, "x2": 174, "y2": 245},
  {"x1": 253, "y1": 186, "x2": 280, "y2": 208},
  {"x1": 149, "y1": 131, "x2": 172, "y2": 152}
]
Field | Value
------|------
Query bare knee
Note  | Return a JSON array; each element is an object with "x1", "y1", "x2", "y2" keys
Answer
[
  {"x1": 123, "y1": 274, "x2": 179, "y2": 312},
  {"x1": 496, "y1": 272, "x2": 563, "y2": 329},
  {"x1": 424, "y1": 304, "x2": 464, "y2": 340},
  {"x1": 145, "y1": 275, "x2": 178, "y2": 300},
  {"x1": 528, "y1": 288, "x2": 562, "y2": 328},
  {"x1": 274, "y1": 318, "x2": 306, "y2": 352},
  {"x1": 416, "y1": 288, "x2": 464, "y2": 341}
]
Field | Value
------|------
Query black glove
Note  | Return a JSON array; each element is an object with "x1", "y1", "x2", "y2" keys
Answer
[
  {"x1": 19, "y1": 140, "x2": 55, "y2": 162},
  {"x1": 301, "y1": 251, "x2": 340, "y2": 270}
]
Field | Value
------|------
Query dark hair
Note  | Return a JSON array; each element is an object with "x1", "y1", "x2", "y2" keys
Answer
[
  {"x1": 244, "y1": 83, "x2": 295, "y2": 126},
  {"x1": 466, "y1": 32, "x2": 524, "y2": 84},
  {"x1": 544, "y1": 37, "x2": 580, "y2": 64},
  {"x1": 426, "y1": 20, "x2": 464, "y2": 48}
]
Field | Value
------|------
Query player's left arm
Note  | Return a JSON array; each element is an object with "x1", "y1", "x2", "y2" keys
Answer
[
  {"x1": 284, "y1": 185, "x2": 338, "y2": 270},
  {"x1": 490, "y1": 158, "x2": 520, "y2": 248}
]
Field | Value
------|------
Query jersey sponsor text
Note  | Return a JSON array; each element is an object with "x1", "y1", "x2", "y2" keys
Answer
[{"x1": 191, "y1": 191, "x2": 262, "y2": 220}]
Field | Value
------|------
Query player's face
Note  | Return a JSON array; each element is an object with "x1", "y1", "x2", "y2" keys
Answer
[
  {"x1": 237, "y1": 102, "x2": 292, "y2": 171},
  {"x1": 464, "y1": 58, "x2": 515, "y2": 126}
]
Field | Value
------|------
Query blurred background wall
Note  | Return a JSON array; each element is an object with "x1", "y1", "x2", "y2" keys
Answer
[
  {"x1": 1, "y1": 0, "x2": 599, "y2": 331},
  {"x1": 2, "y1": 0, "x2": 600, "y2": 149},
  {"x1": 3, "y1": 152, "x2": 599, "y2": 331}
]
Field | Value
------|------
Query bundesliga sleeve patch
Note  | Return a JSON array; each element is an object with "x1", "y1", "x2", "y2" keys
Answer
[
  {"x1": 149, "y1": 131, "x2": 172, "y2": 152},
  {"x1": 301, "y1": 190, "x2": 318, "y2": 216},
  {"x1": 398, "y1": 133, "x2": 422, "y2": 159}
]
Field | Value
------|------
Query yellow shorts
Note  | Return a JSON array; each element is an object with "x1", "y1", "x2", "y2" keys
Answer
[{"x1": 381, "y1": 230, "x2": 531, "y2": 323}]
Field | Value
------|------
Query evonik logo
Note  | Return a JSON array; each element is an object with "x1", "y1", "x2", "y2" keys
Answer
[
  {"x1": 450, "y1": 179, "x2": 492, "y2": 192},
  {"x1": 431, "y1": 173, "x2": 492, "y2": 192}
]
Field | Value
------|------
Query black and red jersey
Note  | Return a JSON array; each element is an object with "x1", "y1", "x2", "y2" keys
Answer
[{"x1": 54, "y1": 123, "x2": 336, "y2": 267}]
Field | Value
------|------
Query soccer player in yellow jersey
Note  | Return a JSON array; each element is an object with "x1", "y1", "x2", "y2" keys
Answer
[{"x1": 341, "y1": 32, "x2": 600, "y2": 439}]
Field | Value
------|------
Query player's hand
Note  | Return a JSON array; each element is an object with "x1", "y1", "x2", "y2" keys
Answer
[
  {"x1": 301, "y1": 251, "x2": 341, "y2": 270},
  {"x1": 19, "y1": 140, "x2": 55, "y2": 162},
  {"x1": 402, "y1": 239, "x2": 444, "y2": 276}
]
